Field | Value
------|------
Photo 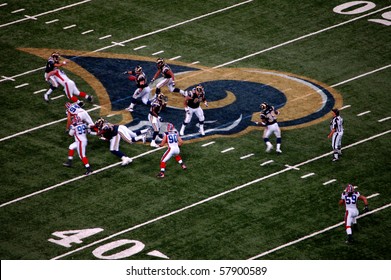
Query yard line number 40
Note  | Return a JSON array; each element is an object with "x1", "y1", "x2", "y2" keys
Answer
[
  {"x1": 48, "y1": 228, "x2": 169, "y2": 259},
  {"x1": 334, "y1": 1, "x2": 391, "y2": 26}
]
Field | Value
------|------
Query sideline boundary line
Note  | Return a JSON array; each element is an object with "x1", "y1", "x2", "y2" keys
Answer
[
  {"x1": 50, "y1": 130, "x2": 390, "y2": 259},
  {"x1": 248, "y1": 202, "x2": 391, "y2": 260}
]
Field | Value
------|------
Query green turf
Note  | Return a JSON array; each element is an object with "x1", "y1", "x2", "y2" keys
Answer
[{"x1": 0, "y1": 0, "x2": 390, "y2": 261}]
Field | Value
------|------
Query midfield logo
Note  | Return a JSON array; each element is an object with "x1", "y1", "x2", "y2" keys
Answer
[{"x1": 21, "y1": 48, "x2": 343, "y2": 141}]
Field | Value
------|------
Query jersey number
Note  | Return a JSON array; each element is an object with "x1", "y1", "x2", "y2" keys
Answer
[{"x1": 345, "y1": 195, "x2": 357, "y2": 204}]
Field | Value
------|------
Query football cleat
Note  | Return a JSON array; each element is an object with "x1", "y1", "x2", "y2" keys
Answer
[
  {"x1": 150, "y1": 142, "x2": 160, "y2": 148},
  {"x1": 44, "y1": 93, "x2": 50, "y2": 103},
  {"x1": 87, "y1": 95, "x2": 93, "y2": 102},
  {"x1": 181, "y1": 163, "x2": 187, "y2": 170},
  {"x1": 156, "y1": 171, "x2": 165, "y2": 178},
  {"x1": 63, "y1": 159, "x2": 72, "y2": 167},
  {"x1": 141, "y1": 134, "x2": 147, "y2": 144},
  {"x1": 121, "y1": 156, "x2": 132, "y2": 166},
  {"x1": 332, "y1": 157, "x2": 339, "y2": 162},
  {"x1": 266, "y1": 143, "x2": 273, "y2": 152},
  {"x1": 125, "y1": 106, "x2": 134, "y2": 112},
  {"x1": 345, "y1": 235, "x2": 354, "y2": 244},
  {"x1": 276, "y1": 149, "x2": 282, "y2": 154},
  {"x1": 85, "y1": 167, "x2": 93, "y2": 175}
]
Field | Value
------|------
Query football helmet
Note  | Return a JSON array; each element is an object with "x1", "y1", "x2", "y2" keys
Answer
[
  {"x1": 166, "y1": 123, "x2": 175, "y2": 132},
  {"x1": 51, "y1": 52, "x2": 60, "y2": 63},
  {"x1": 260, "y1": 102, "x2": 268, "y2": 111},
  {"x1": 157, "y1": 93, "x2": 168, "y2": 104},
  {"x1": 71, "y1": 115, "x2": 83, "y2": 125},
  {"x1": 156, "y1": 58, "x2": 164, "y2": 68},
  {"x1": 94, "y1": 117, "x2": 106, "y2": 130},
  {"x1": 195, "y1": 84, "x2": 204, "y2": 94},
  {"x1": 345, "y1": 184, "x2": 355, "y2": 193},
  {"x1": 134, "y1": 65, "x2": 142, "y2": 74},
  {"x1": 65, "y1": 102, "x2": 72, "y2": 109}
]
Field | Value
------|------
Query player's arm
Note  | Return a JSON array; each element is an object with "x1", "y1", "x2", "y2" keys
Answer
[
  {"x1": 66, "y1": 112, "x2": 72, "y2": 130},
  {"x1": 254, "y1": 113, "x2": 267, "y2": 126},
  {"x1": 54, "y1": 60, "x2": 66, "y2": 68},
  {"x1": 177, "y1": 135, "x2": 184, "y2": 146},
  {"x1": 151, "y1": 69, "x2": 161, "y2": 81},
  {"x1": 328, "y1": 128, "x2": 335, "y2": 138},
  {"x1": 358, "y1": 195, "x2": 369, "y2": 212},
  {"x1": 46, "y1": 69, "x2": 57, "y2": 80},
  {"x1": 166, "y1": 69, "x2": 175, "y2": 80},
  {"x1": 159, "y1": 134, "x2": 167, "y2": 147}
]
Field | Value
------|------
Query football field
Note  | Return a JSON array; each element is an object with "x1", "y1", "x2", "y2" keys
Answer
[{"x1": 1, "y1": 0, "x2": 390, "y2": 267}]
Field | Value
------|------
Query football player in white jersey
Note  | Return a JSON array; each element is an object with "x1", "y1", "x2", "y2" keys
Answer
[
  {"x1": 157, "y1": 123, "x2": 187, "y2": 178},
  {"x1": 65, "y1": 102, "x2": 95, "y2": 131},
  {"x1": 123, "y1": 65, "x2": 153, "y2": 112},
  {"x1": 328, "y1": 108, "x2": 344, "y2": 161},
  {"x1": 254, "y1": 102, "x2": 282, "y2": 153},
  {"x1": 44, "y1": 51, "x2": 67, "y2": 102},
  {"x1": 179, "y1": 84, "x2": 208, "y2": 136},
  {"x1": 46, "y1": 68, "x2": 93, "y2": 106},
  {"x1": 63, "y1": 115, "x2": 95, "y2": 175},
  {"x1": 339, "y1": 184, "x2": 369, "y2": 244},
  {"x1": 150, "y1": 58, "x2": 187, "y2": 97}
]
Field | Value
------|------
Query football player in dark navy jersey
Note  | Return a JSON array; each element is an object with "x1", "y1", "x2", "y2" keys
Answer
[
  {"x1": 150, "y1": 58, "x2": 187, "y2": 97},
  {"x1": 179, "y1": 84, "x2": 208, "y2": 136},
  {"x1": 254, "y1": 102, "x2": 282, "y2": 153},
  {"x1": 124, "y1": 65, "x2": 153, "y2": 112},
  {"x1": 44, "y1": 51, "x2": 66, "y2": 102},
  {"x1": 148, "y1": 93, "x2": 168, "y2": 147},
  {"x1": 94, "y1": 118, "x2": 148, "y2": 166}
]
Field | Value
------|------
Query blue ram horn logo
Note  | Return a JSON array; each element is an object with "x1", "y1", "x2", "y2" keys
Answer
[{"x1": 19, "y1": 48, "x2": 343, "y2": 141}]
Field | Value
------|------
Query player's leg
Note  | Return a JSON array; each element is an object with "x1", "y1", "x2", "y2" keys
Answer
[
  {"x1": 63, "y1": 142, "x2": 77, "y2": 167},
  {"x1": 263, "y1": 127, "x2": 273, "y2": 152},
  {"x1": 180, "y1": 108, "x2": 193, "y2": 136},
  {"x1": 109, "y1": 135, "x2": 132, "y2": 165},
  {"x1": 274, "y1": 125, "x2": 282, "y2": 153},
  {"x1": 195, "y1": 108, "x2": 205, "y2": 136}
]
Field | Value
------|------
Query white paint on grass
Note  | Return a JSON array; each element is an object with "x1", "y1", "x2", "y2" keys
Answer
[{"x1": 50, "y1": 131, "x2": 390, "y2": 260}]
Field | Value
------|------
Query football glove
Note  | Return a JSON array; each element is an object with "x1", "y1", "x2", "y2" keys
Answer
[
  {"x1": 122, "y1": 71, "x2": 128, "y2": 75},
  {"x1": 363, "y1": 205, "x2": 369, "y2": 213}
]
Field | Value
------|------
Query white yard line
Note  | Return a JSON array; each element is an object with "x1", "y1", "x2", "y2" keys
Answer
[
  {"x1": 248, "y1": 200, "x2": 389, "y2": 260},
  {"x1": 221, "y1": 147, "x2": 235, "y2": 153},
  {"x1": 50, "y1": 130, "x2": 391, "y2": 259},
  {"x1": 0, "y1": 106, "x2": 100, "y2": 142},
  {"x1": 213, "y1": 6, "x2": 391, "y2": 69},
  {"x1": 0, "y1": 0, "x2": 92, "y2": 28}
]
